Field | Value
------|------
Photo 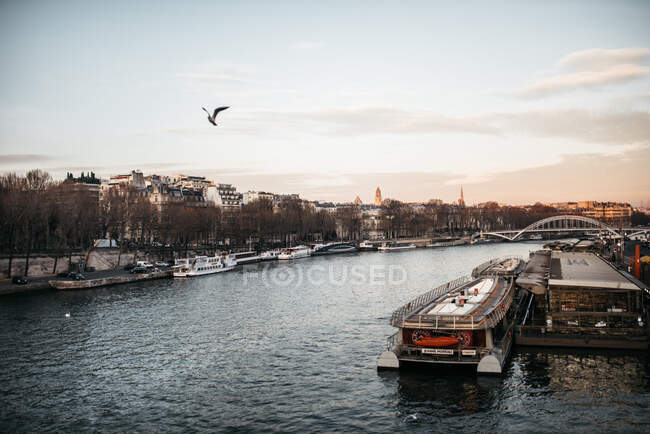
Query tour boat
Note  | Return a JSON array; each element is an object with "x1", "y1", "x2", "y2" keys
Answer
[
  {"x1": 311, "y1": 242, "x2": 358, "y2": 256},
  {"x1": 378, "y1": 272, "x2": 526, "y2": 374},
  {"x1": 173, "y1": 254, "x2": 237, "y2": 277},
  {"x1": 277, "y1": 245, "x2": 312, "y2": 260},
  {"x1": 232, "y1": 251, "x2": 262, "y2": 265},
  {"x1": 378, "y1": 242, "x2": 416, "y2": 252},
  {"x1": 260, "y1": 249, "x2": 281, "y2": 261}
]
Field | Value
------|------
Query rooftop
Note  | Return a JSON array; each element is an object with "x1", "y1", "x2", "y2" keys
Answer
[{"x1": 548, "y1": 251, "x2": 638, "y2": 290}]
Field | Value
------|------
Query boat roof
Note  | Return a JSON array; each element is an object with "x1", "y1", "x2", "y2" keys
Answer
[{"x1": 549, "y1": 251, "x2": 639, "y2": 291}]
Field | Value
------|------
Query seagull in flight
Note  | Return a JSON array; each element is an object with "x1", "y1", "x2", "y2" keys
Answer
[{"x1": 202, "y1": 106, "x2": 229, "y2": 126}]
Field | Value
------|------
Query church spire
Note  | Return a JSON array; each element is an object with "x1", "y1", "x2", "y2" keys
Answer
[{"x1": 458, "y1": 185, "x2": 466, "y2": 207}]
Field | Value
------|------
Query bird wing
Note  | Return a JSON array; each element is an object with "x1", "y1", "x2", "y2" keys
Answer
[
  {"x1": 202, "y1": 107, "x2": 211, "y2": 116},
  {"x1": 212, "y1": 106, "x2": 230, "y2": 118}
]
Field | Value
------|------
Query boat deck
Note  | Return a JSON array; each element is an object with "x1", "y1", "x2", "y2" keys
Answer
[{"x1": 402, "y1": 277, "x2": 513, "y2": 329}]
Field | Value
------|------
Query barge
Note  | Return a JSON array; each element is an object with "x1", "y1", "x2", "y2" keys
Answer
[{"x1": 515, "y1": 251, "x2": 649, "y2": 349}]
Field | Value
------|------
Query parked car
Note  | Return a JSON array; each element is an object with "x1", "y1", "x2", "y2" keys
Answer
[
  {"x1": 130, "y1": 266, "x2": 147, "y2": 274},
  {"x1": 68, "y1": 272, "x2": 85, "y2": 281},
  {"x1": 12, "y1": 276, "x2": 28, "y2": 284},
  {"x1": 123, "y1": 263, "x2": 136, "y2": 271},
  {"x1": 57, "y1": 271, "x2": 70, "y2": 277}
]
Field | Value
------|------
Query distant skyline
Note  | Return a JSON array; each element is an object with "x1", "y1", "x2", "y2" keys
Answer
[{"x1": 1, "y1": 1, "x2": 649, "y2": 204}]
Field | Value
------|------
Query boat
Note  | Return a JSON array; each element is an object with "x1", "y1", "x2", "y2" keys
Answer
[
  {"x1": 172, "y1": 254, "x2": 237, "y2": 277},
  {"x1": 232, "y1": 251, "x2": 262, "y2": 265},
  {"x1": 426, "y1": 237, "x2": 468, "y2": 248},
  {"x1": 378, "y1": 242, "x2": 416, "y2": 252},
  {"x1": 277, "y1": 245, "x2": 311, "y2": 260},
  {"x1": 359, "y1": 240, "x2": 380, "y2": 251},
  {"x1": 260, "y1": 249, "x2": 281, "y2": 261},
  {"x1": 311, "y1": 242, "x2": 358, "y2": 256},
  {"x1": 377, "y1": 273, "x2": 525, "y2": 374}
]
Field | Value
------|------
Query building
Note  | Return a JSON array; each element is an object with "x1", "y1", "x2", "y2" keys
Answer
[
  {"x1": 242, "y1": 191, "x2": 274, "y2": 205},
  {"x1": 273, "y1": 193, "x2": 300, "y2": 205},
  {"x1": 353, "y1": 195, "x2": 362, "y2": 205},
  {"x1": 148, "y1": 183, "x2": 183, "y2": 209},
  {"x1": 108, "y1": 170, "x2": 145, "y2": 189},
  {"x1": 206, "y1": 183, "x2": 242, "y2": 208},
  {"x1": 552, "y1": 201, "x2": 633, "y2": 225},
  {"x1": 374, "y1": 187, "x2": 382, "y2": 206},
  {"x1": 458, "y1": 185, "x2": 465, "y2": 207},
  {"x1": 170, "y1": 174, "x2": 213, "y2": 192}
]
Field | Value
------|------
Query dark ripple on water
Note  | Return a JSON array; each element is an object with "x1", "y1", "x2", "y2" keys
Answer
[{"x1": 1, "y1": 243, "x2": 650, "y2": 432}]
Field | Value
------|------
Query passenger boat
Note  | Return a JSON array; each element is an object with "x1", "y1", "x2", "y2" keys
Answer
[
  {"x1": 232, "y1": 251, "x2": 262, "y2": 265},
  {"x1": 359, "y1": 240, "x2": 380, "y2": 251},
  {"x1": 173, "y1": 254, "x2": 237, "y2": 277},
  {"x1": 378, "y1": 242, "x2": 416, "y2": 252},
  {"x1": 260, "y1": 249, "x2": 281, "y2": 261},
  {"x1": 378, "y1": 272, "x2": 526, "y2": 374},
  {"x1": 311, "y1": 242, "x2": 358, "y2": 256},
  {"x1": 277, "y1": 245, "x2": 311, "y2": 260},
  {"x1": 426, "y1": 237, "x2": 468, "y2": 248}
]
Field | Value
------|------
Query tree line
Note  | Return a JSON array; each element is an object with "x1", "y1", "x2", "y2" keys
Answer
[{"x1": 1, "y1": 169, "x2": 593, "y2": 276}]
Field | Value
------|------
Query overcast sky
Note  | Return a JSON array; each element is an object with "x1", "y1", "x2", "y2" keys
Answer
[{"x1": 1, "y1": 1, "x2": 649, "y2": 205}]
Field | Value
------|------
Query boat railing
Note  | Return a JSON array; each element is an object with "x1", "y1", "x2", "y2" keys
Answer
[
  {"x1": 471, "y1": 256, "x2": 524, "y2": 278},
  {"x1": 386, "y1": 332, "x2": 398, "y2": 350},
  {"x1": 390, "y1": 275, "x2": 473, "y2": 327},
  {"x1": 402, "y1": 279, "x2": 516, "y2": 330}
]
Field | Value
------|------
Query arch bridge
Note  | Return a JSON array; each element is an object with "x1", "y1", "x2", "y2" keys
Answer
[{"x1": 482, "y1": 215, "x2": 622, "y2": 242}]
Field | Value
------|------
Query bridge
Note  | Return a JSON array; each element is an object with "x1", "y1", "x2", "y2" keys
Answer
[{"x1": 482, "y1": 215, "x2": 650, "y2": 242}]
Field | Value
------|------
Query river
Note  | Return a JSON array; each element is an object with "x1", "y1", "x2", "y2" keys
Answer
[{"x1": 1, "y1": 242, "x2": 649, "y2": 432}]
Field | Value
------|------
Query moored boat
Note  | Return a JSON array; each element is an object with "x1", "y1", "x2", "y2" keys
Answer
[
  {"x1": 260, "y1": 249, "x2": 281, "y2": 261},
  {"x1": 378, "y1": 242, "x2": 416, "y2": 252},
  {"x1": 359, "y1": 240, "x2": 380, "y2": 251},
  {"x1": 277, "y1": 245, "x2": 311, "y2": 260},
  {"x1": 311, "y1": 242, "x2": 358, "y2": 256},
  {"x1": 378, "y1": 273, "x2": 525, "y2": 374},
  {"x1": 173, "y1": 254, "x2": 237, "y2": 277},
  {"x1": 232, "y1": 251, "x2": 262, "y2": 265}
]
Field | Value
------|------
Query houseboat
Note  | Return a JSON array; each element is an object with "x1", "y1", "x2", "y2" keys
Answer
[
  {"x1": 378, "y1": 242, "x2": 416, "y2": 252},
  {"x1": 311, "y1": 242, "x2": 358, "y2": 256},
  {"x1": 173, "y1": 254, "x2": 237, "y2": 277},
  {"x1": 277, "y1": 245, "x2": 312, "y2": 260},
  {"x1": 378, "y1": 274, "x2": 525, "y2": 374}
]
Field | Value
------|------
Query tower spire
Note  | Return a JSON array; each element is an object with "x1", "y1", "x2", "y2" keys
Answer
[{"x1": 458, "y1": 185, "x2": 465, "y2": 207}]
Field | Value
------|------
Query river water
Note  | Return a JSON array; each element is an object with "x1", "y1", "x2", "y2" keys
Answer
[{"x1": 1, "y1": 242, "x2": 649, "y2": 432}]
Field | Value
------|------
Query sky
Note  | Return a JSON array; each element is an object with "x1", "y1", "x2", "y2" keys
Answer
[{"x1": 1, "y1": 0, "x2": 649, "y2": 205}]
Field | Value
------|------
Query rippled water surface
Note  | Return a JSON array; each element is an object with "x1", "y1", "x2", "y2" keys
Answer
[{"x1": 2, "y1": 242, "x2": 649, "y2": 432}]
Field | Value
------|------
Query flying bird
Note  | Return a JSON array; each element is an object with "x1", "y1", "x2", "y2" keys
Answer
[{"x1": 202, "y1": 106, "x2": 229, "y2": 126}]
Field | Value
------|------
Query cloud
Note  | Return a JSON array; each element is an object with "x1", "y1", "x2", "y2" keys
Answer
[
  {"x1": 291, "y1": 41, "x2": 323, "y2": 50},
  {"x1": 253, "y1": 106, "x2": 500, "y2": 136},
  {"x1": 175, "y1": 73, "x2": 255, "y2": 84},
  {"x1": 249, "y1": 105, "x2": 649, "y2": 146},
  {"x1": 0, "y1": 154, "x2": 54, "y2": 164},
  {"x1": 517, "y1": 47, "x2": 650, "y2": 98},
  {"x1": 558, "y1": 48, "x2": 650, "y2": 71},
  {"x1": 493, "y1": 109, "x2": 650, "y2": 146}
]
